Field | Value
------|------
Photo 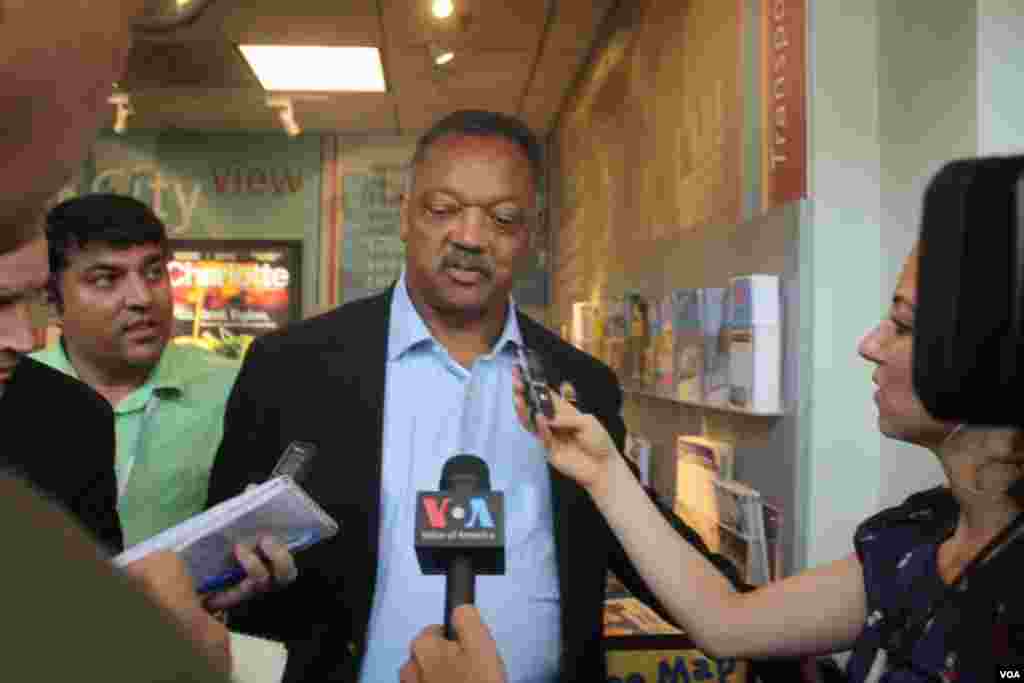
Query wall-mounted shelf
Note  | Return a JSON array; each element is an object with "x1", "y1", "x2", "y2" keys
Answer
[{"x1": 623, "y1": 386, "x2": 785, "y2": 417}]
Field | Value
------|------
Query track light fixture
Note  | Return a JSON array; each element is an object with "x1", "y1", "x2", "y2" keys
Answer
[
  {"x1": 430, "y1": 43, "x2": 455, "y2": 66},
  {"x1": 266, "y1": 95, "x2": 302, "y2": 137},
  {"x1": 108, "y1": 93, "x2": 134, "y2": 134}
]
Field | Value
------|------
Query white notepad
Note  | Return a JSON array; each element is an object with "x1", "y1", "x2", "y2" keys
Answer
[
  {"x1": 229, "y1": 632, "x2": 288, "y2": 683},
  {"x1": 113, "y1": 476, "x2": 339, "y2": 589}
]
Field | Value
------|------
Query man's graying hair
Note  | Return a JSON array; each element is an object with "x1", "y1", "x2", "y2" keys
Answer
[{"x1": 407, "y1": 110, "x2": 544, "y2": 192}]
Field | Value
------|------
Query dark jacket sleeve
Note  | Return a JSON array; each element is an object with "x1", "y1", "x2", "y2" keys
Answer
[
  {"x1": 71, "y1": 384, "x2": 123, "y2": 554},
  {"x1": 2, "y1": 358, "x2": 122, "y2": 554}
]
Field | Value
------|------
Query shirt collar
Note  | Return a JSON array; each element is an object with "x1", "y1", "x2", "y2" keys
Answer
[
  {"x1": 144, "y1": 343, "x2": 187, "y2": 395},
  {"x1": 387, "y1": 269, "x2": 524, "y2": 362}
]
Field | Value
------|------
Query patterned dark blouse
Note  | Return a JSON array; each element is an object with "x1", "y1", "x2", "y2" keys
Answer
[{"x1": 845, "y1": 487, "x2": 1024, "y2": 683}]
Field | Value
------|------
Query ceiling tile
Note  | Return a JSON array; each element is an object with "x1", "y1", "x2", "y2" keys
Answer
[
  {"x1": 544, "y1": 0, "x2": 616, "y2": 54},
  {"x1": 224, "y1": 1, "x2": 381, "y2": 45},
  {"x1": 299, "y1": 97, "x2": 399, "y2": 134},
  {"x1": 381, "y1": 0, "x2": 547, "y2": 50},
  {"x1": 389, "y1": 47, "x2": 532, "y2": 94},
  {"x1": 520, "y1": 92, "x2": 560, "y2": 134},
  {"x1": 389, "y1": 47, "x2": 531, "y2": 132},
  {"x1": 121, "y1": 41, "x2": 260, "y2": 90},
  {"x1": 115, "y1": 0, "x2": 607, "y2": 136},
  {"x1": 525, "y1": 48, "x2": 588, "y2": 97}
]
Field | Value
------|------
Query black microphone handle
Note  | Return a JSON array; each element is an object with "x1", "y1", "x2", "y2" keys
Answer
[{"x1": 444, "y1": 553, "x2": 475, "y2": 640}]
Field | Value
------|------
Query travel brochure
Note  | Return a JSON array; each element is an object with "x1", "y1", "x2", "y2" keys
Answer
[
  {"x1": 610, "y1": 429, "x2": 784, "y2": 586},
  {"x1": 569, "y1": 275, "x2": 782, "y2": 413},
  {"x1": 566, "y1": 280, "x2": 786, "y2": 583},
  {"x1": 671, "y1": 434, "x2": 784, "y2": 585}
]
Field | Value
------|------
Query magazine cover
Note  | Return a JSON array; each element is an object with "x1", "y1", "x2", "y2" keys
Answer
[
  {"x1": 643, "y1": 296, "x2": 663, "y2": 390},
  {"x1": 716, "y1": 523, "x2": 753, "y2": 584},
  {"x1": 673, "y1": 467, "x2": 721, "y2": 554},
  {"x1": 571, "y1": 301, "x2": 596, "y2": 353},
  {"x1": 652, "y1": 293, "x2": 676, "y2": 396},
  {"x1": 670, "y1": 289, "x2": 703, "y2": 402},
  {"x1": 726, "y1": 275, "x2": 782, "y2": 412},
  {"x1": 603, "y1": 296, "x2": 629, "y2": 380},
  {"x1": 702, "y1": 287, "x2": 730, "y2": 405},
  {"x1": 604, "y1": 597, "x2": 683, "y2": 637},
  {"x1": 591, "y1": 299, "x2": 608, "y2": 363},
  {"x1": 625, "y1": 433, "x2": 652, "y2": 487},
  {"x1": 625, "y1": 292, "x2": 650, "y2": 387},
  {"x1": 762, "y1": 499, "x2": 784, "y2": 581},
  {"x1": 168, "y1": 240, "x2": 301, "y2": 360},
  {"x1": 675, "y1": 435, "x2": 735, "y2": 480},
  {"x1": 712, "y1": 478, "x2": 770, "y2": 584}
]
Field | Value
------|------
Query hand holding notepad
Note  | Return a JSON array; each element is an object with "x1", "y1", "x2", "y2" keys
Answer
[{"x1": 113, "y1": 476, "x2": 339, "y2": 593}]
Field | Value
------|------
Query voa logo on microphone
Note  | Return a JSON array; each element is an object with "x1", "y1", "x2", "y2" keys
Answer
[{"x1": 422, "y1": 496, "x2": 495, "y2": 530}]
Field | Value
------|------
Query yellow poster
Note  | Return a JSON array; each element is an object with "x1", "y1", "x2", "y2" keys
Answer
[{"x1": 606, "y1": 649, "x2": 747, "y2": 683}]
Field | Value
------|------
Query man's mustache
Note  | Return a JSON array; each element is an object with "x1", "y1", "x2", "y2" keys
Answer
[{"x1": 441, "y1": 249, "x2": 493, "y2": 279}]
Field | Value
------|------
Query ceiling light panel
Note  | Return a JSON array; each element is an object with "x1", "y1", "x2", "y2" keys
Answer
[{"x1": 239, "y1": 45, "x2": 387, "y2": 92}]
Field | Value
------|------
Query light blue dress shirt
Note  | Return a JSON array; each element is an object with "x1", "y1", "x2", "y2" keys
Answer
[{"x1": 359, "y1": 272, "x2": 561, "y2": 683}]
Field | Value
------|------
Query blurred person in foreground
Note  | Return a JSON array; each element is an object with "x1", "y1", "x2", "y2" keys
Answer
[{"x1": 1, "y1": 0, "x2": 246, "y2": 679}]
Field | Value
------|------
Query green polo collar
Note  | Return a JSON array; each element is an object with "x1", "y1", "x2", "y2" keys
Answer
[{"x1": 36, "y1": 340, "x2": 184, "y2": 414}]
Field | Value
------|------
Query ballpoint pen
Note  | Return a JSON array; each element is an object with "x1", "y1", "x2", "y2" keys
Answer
[{"x1": 196, "y1": 530, "x2": 320, "y2": 594}]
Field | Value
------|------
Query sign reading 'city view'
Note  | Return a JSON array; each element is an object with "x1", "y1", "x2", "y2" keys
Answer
[{"x1": 87, "y1": 132, "x2": 320, "y2": 241}]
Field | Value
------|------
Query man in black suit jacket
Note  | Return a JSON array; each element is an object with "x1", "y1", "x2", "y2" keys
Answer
[
  {"x1": 0, "y1": 3, "x2": 243, "y2": 678},
  {"x1": 208, "y1": 110, "x2": 750, "y2": 682},
  {"x1": 0, "y1": 234, "x2": 122, "y2": 551},
  {"x1": 1, "y1": 355, "x2": 123, "y2": 552}
]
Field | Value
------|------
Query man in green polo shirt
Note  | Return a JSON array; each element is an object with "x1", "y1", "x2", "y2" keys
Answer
[{"x1": 31, "y1": 193, "x2": 241, "y2": 548}]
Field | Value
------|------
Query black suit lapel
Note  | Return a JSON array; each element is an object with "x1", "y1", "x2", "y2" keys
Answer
[
  {"x1": 334, "y1": 288, "x2": 393, "y2": 660},
  {"x1": 518, "y1": 313, "x2": 577, "y2": 663}
]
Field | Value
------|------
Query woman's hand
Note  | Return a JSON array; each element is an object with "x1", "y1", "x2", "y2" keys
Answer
[{"x1": 512, "y1": 366, "x2": 621, "y2": 497}]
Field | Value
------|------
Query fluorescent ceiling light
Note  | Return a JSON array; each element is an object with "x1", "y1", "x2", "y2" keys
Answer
[{"x1": 239, "y1": 45, "x2": 387, "y2": 92}]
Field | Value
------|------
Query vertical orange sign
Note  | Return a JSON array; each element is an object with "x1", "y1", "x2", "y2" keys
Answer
[{"x1": 762, "y1": 0, "x2": 807, "y2": 208}]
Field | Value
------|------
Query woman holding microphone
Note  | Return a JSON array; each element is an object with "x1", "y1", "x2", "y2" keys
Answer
[{"x1": 513, "y1": 245, "x2": 1024, "y2": 681}]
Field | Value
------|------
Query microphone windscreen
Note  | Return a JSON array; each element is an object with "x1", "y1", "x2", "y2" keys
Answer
[{"x1": 440, "y1": 454, "x2": 490, "y2": 492}]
